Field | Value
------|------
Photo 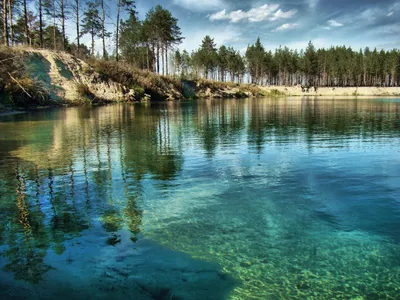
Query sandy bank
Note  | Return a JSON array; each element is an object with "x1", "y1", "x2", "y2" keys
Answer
[{"x1": 260, "y1": 86, "x2": 400, "y2": 97}]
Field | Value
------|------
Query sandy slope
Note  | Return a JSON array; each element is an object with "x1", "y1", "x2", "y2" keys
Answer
[
  {"x1": 260, "y1": 85, "x2": 400, "y2": 97},
  {"x1": 25, "y1": 49, "x2": 133, "y2": 102}
]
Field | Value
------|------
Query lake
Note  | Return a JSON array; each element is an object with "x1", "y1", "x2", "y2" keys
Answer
[{"x1": 0, "y1": 98, "x2": 400, "y2": 299}]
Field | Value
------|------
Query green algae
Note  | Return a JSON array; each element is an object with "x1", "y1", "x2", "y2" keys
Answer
[{"x1": 142, "y1": 185, "x2": 400, "y2": 299}]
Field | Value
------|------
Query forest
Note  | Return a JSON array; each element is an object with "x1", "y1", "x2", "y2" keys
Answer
[{"x1": 1, "y1": 0, "x2": 400, "y2": 87}]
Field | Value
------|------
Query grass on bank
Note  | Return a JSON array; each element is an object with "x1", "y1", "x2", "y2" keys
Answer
[
  {"x1": 86, "y1": 59, "x2": 184, "y2": 101},
  {"x1": 0, "y1": 47, "x2": 49, "y2": 108}
]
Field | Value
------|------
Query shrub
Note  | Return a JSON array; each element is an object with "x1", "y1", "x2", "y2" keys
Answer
[
  {"x1": 75, "y1": 83, "x2": 93, "y2": 104},
  {"x1": 87, "y1": 59, "x2": 184, "y2": 101},
  {"x1": 134, "y1": 85, "x2": 145, "y2": 99},
  {"x1": 76, "y1": 82, "x2": 90, "y2": 97},
  {"x1": 0, "y1": 47, "x2": 50, "y2": 107}
]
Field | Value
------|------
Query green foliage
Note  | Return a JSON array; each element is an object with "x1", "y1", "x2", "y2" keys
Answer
[
  {"x1": 119, "y1": 11, "x2": 151, "y2": 69},
  {"x1": 246, "y1": 37, "x2": 265, "y2": 84},
  {"x1": 134, "y1": 85, "x2": 145, "y2": 98},
  {"x1": 185, "y1": 41, "x2": 245, "y2": 83},
  {"x1": 80, "y1": 1, "x2": 102, "y2": 55},
  {"x1": 197, "y1": 35, "x2": 218, "y2": 78}
]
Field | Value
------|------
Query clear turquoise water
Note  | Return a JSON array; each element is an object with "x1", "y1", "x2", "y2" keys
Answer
[{"x1": 0, "y1": 98, "x2": 400, "y2": 299}]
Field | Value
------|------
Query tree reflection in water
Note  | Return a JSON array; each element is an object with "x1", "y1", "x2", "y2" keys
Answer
[{"x1": 0, "y1": 99, "x2": 399, "y2": 299}]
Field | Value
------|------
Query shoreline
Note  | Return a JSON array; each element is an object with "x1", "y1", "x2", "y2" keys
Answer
[
  {"x1": 0, "y1": 110, "x2": 26, "y2": 117},
  {"x1": 1, "y1": 91, "x2": 400, "y2": 117},
  {"x1": 259, "y1": 86, "x2": 400, "y2": 97}
]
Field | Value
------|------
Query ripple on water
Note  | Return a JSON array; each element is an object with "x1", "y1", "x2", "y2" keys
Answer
[{"x1": 0, "y1": 100, "x2": 400, "y2": 299}]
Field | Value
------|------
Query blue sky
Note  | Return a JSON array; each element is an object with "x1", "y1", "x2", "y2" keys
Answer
[{"x1": 73, "y1": 0, "x2": 400, "y2": 54}]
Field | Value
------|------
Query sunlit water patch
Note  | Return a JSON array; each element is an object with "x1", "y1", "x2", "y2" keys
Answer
[{"x1": 1, "y1": 98, "x2": 400, "y2": 299}]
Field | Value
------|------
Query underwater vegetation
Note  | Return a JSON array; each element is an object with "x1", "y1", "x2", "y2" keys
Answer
[{"x1": 1, "y1": 99, "x2": 400, "y2": 299}]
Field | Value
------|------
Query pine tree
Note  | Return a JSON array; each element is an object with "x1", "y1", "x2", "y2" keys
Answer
[
  {"x1": 115, "y1": 0, "x2": 134, "y2": 62},
  {"x1": 119, "y1": 10, "x2": 143, "y2": 66},
  {"x1": 304, "y1": 41, "x2": 318, "y2": 86},
  {"x1": 80, "y1": 1, "x2": 101, "y2": 56},
  {"x1": 143, "y1": 5, "x2": 183, "y2": 74},
  {"x1": 218, "y1": 45, "x2": 228, "y2": 82},
  {"x1": 198, "y1": 35, "x2": 217, "y2": 79},
  {"x1": 246, "y1": 37, "x2": 265, "y2": 84}
]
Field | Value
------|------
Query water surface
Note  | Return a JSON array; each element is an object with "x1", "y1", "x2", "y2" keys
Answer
[{"x1": 1, "y1": 98, "x2": 400, "y2": 299}]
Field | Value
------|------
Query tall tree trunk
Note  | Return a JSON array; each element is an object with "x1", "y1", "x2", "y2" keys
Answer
[
  {"x1": 146, "y1": 44, "x2": 149, "y2": 70},
  {"x1": 116, "y1": 0, "x2": 121, "y2": 62},
  {"x1": 23, "y1": 0, "x2": 28, "y2": 44},
  {"x1": 3, "y1": 0, "x2": 9, "y2": 46},
  {"x1": 8, "y1": 0, "x2": 12, "y2": 45},
  {"x1": 53, "y1": 0, "x2": 56, "y2": 50},
  {"x1": 161, "y1": 43, "x2": 164, "y2": 75},
  {"x1": 39, "y1": 0, "x2": 43, "y2": 47},
  {"x1": 152, "y1": 43, "x2": 155, "y2": 72},
  {"x1": 91, "y1": 27, "x2": 95, "y2": 56},
  {"x1": 165, "y1": 44, "x2": 168, "y2": 75},
  {"x1": 101, "y1": 0, "x2": 106, "y2": 59},
  {"x1": 60, "y1": 0, "x2": 66, "y2": 50},
  {"x1": 75, "y1": 0, "x2": 80, "y2": 49},
  {"x1": 156, "y1": 42, "x2": 160, "y2": 73}
]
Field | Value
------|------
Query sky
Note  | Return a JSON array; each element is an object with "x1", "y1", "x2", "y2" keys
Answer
[{"x1": 70, "y1": 0, "x2": 400, "y2": 54}]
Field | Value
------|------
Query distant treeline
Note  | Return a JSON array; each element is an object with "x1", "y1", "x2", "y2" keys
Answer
[
  {"x1": 174, "y1": 38, "x2": 400, "y2": 87},
  {"x1": 1, "y1": 0, "x2": 399, "y2": 87}
]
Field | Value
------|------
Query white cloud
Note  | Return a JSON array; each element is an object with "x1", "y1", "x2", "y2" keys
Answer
[
  {"x1": 387, "y1": 11, "x2": 394, "y2": 16},
  {"x1": 269, "y1": 9, "x2": 298, "y2": 21},
  {"x1": 209, "y1": 4, "x2": 297, "y2": 23},
  {"x1": 327, "y1": 20, "x2": 344, "y2": 27},
  {"x1": 173, "y1": 0, "x2": 224, "y2": 12},
  {"x1": 272, "y1": 23, "x2": 298, "y2": 32}
]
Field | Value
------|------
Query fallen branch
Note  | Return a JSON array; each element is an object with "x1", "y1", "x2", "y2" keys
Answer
[{"x1": 8, "y1": 72, "x2": 32, "y2": 98}]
